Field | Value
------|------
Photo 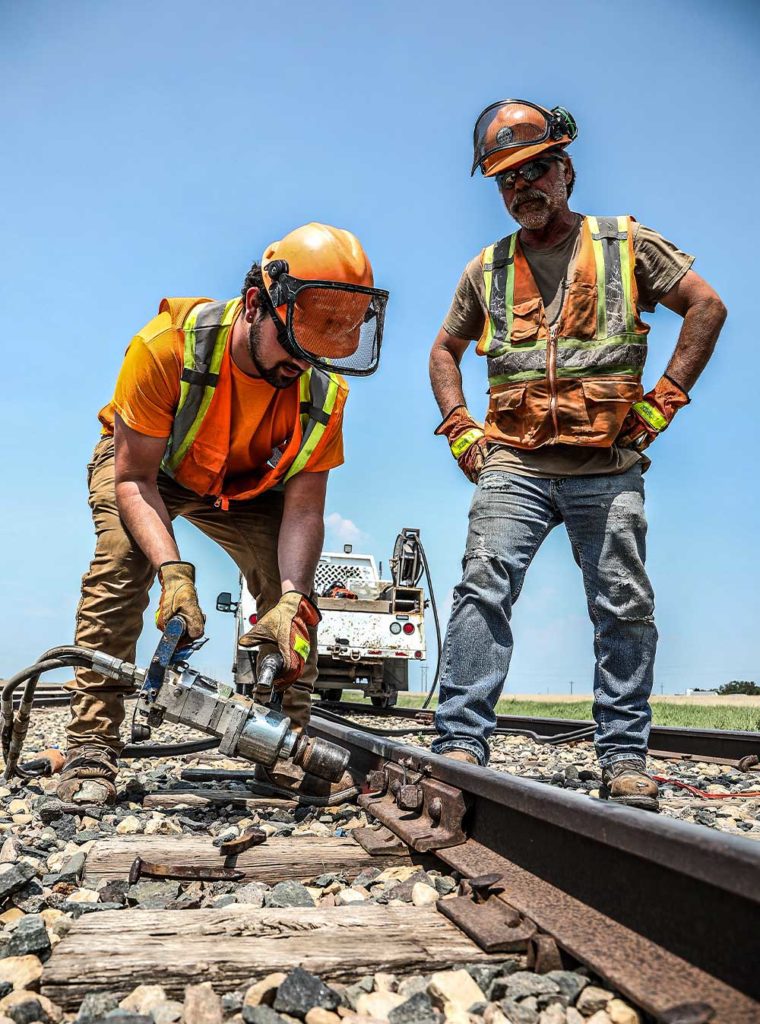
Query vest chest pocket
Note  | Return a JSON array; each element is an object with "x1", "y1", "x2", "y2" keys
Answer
[
  {"x1": 182, "y1": 439, "x2": 227, "y2": 494},
  {"x1": 487, "y1": 383, "x2": 535, "y2": 445},
  {"x1": 510, "y1": 298, "x2": 543, "y2": 344}
]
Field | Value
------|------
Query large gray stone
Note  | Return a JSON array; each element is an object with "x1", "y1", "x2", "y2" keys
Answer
[
  {"x1": 545, "y1": 971, "x2": 589, "y2": 1003},
  {"x1": 77, "y1": 992, "x2": 120, "y2": 1021},
  {"x1": 388, "y1": 992, "x2": 437, "y2": 1024},
  {"x1": 494, "y1": 972, "x2": 559, "y2": 1001},
  {"x1": 263, "y1": 882, "x2": 315, "y2": 910},
  {"x1": 0, "y1": 864, "x2": 36, "y2": 902},
  {"x1": 6, "y1": 915, "x2": 51, "y2": 959},
  {"x1": 241, "y1": 1008, "x2": 286, "y2": 1024},
  {"x1": 273, "y1": 968, "x2": 340, "y2": 1019},
  {"x1": 56, "y1": 851, "x2": 86, "y2": 884}
]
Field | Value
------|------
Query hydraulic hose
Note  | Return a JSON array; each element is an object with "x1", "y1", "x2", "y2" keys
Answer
[
  {"x1": 122, "y1": 737, "x2": 220, "y2": 758},
  {"x1": 1, "y1": 653, "x2": 98, "y2": 778},
  {"x1": 311, "y1": 704, "x2": 596, "y2": 745},
  {"x1": 416, "y1": 537, "x2": 442, "y2": 710}
]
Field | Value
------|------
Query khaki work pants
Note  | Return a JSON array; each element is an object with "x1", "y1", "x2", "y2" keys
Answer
[{"x1": 68, "y1": 437, "x2": 316, "y2": 752}]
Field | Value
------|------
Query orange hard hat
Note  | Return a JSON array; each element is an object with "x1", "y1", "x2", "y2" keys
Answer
[
  {"x1": 472, "y1": 99, "x2": 577, "y2": 177},
  {"x1": 262, "y1": 223, "x2": 375, "y2": 360}
]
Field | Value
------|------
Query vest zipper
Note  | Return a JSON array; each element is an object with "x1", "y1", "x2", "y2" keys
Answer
[
  {"x1": 214, "y1": 496, "x2": 230, "y2": 511},
  {"x1": 548, "y1": 323, "x2": 559, "y2": 440}
]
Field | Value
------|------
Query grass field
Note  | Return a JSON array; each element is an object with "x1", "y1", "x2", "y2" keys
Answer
[{"x1": 341, "y1": 692, "x2": 760, "y2": 731}]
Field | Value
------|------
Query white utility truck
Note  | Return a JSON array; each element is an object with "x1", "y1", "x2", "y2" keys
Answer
[{"x1": 216, "y1": 528, "x2": 428, "y2": 707}]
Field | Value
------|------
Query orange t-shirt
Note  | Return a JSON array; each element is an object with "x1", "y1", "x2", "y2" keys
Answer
[{"x1": 98, "y1": 309, "x2": 345, "y2": 481}]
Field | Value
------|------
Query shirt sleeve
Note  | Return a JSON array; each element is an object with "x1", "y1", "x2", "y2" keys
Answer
[
  {"x1": 441, "y1": 256, "x2": 488, "y2": 340},
  {"x1": 110, "y1": 322, "x2": 183, "y2": 438},
  {"x1": 633, "y1": 224, "x2": 695, "y2": 313}
]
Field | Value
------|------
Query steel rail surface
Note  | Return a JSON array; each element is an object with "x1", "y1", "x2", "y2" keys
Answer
[
  {"x1": 320, "y1": 700, "x2": 760, "y2": 763},
  {"x1": 309, "y1": 714, "x2": 760, "y2": 1021}
]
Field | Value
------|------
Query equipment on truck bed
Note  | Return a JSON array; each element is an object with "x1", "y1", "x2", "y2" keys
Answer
[
  {"x1": 0, "y1": 616, "x2": 349, "y2": 784},
  {"x1": 218, "y1": 528, "x2": 441, "y2": 708}
]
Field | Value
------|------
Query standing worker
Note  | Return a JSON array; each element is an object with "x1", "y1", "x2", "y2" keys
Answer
[
  {"x1": 429, "y1": 101, "x2": 726, "y2": 809},
  {"x1": 59, "y1": 222, "x2": 388, "y2": 806}
]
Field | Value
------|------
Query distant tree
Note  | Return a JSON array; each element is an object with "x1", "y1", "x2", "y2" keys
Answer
[{"x1": 718, "y1": 681, "x2": 760, "y2": 696}]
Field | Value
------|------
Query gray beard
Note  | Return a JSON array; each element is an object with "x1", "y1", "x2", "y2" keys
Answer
[{"x1": 509, "y1": 176, "x2": 568, "y2": 229}]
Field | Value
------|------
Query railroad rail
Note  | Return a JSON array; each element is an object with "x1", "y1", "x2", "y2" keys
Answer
[
  {"x1": 319, "y1": 699, "x2": 760, "y2": 766},
  {"x1": 309, "y1": 713, "x2": 760, "y2": 1022}
]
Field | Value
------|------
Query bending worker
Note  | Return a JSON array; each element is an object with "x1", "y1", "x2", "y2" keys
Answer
[
  {"x1": 430, "y1": 100, "x2": 726, "y2": 810},
  {"x1": 59, "y1": 222, "x2": 388, "y2": 806}
]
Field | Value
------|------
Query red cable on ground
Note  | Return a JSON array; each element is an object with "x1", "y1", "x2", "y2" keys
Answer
[{"x1": 653, "y1": 776, "x2": 760, "y2": 800}]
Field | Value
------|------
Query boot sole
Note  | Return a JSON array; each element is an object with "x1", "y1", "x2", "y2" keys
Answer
[{"x1": 607, "y1": 793, "x2": 660, "y2": 813}]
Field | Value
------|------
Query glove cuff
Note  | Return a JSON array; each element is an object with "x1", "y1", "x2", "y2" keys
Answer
[
  {"x1": 282, "y1": 591, "x2": 322, "y2": 626},
  {"x1": 434, "y1": 406, "x2": 485, "y2": 458},
  {"x1": 158, "y1": 561, "x2": 196, "y2": 584}
]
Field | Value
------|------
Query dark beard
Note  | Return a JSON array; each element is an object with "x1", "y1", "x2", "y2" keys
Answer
[{"x1": 247, "y1": 316, "x2": 304, "y2": 389}]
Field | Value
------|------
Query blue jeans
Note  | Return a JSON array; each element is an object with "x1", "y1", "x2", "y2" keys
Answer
[{"x1": 432, "y1": 466, "x2": 657, "y2": 768}]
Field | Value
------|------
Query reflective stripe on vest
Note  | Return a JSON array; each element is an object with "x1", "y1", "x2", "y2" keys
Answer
[
  {"x1": 483, "y1": 216, "x2": 645, "y2": 388},
  {"x1": 163, "y1": 299, "x2": 238, "y2": 474},
  {"x1": 481, "y1": 234, "x2": 517, "y2": 354},
  {"x1": 162, "y1": 300, "x2": 340, "y2": 483},
  {"x1": 283, "y1": 371, "x2": 340, "y2": 481}
]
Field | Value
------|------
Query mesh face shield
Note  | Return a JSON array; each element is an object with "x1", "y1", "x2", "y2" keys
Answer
[
  {"x1": 471, "y1": 99, "x2": 577, "y2": 176},
  {"x1": 264, "y1": 263, "x2": 388, "y2": 376}
]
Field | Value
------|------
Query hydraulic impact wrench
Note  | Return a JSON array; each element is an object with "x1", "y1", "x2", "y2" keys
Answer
[{"x1": 0, "y1": 616, "x2": 350, "y2": 784}]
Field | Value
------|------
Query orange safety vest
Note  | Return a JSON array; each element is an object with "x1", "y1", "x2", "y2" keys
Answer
[
  {"x1": 159, "y1": 297, "x2": 348, "y2": 507},
  {"x1": 479, "y1": 215, "x2": 650, "y2": 448}
]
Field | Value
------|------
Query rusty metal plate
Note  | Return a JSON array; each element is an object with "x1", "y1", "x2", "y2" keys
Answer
[
  {"x1": 351, "y1": 825, "x2": 409, "y2": 857},
  {"x1": 437, "y1": 893, "x2": 536, "y2": 953}
]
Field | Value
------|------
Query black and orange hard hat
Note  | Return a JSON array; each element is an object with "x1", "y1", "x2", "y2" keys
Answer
[
  {"x1": 260, "y1": 223, "x2": 388, "y2": 376},
  {"x1": 472, "y1": 99, "x2": 578, "y2": 177}
]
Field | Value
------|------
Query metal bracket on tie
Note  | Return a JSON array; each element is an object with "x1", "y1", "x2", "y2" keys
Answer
[
  {"x1": 358, "y1": 761, "x2": 469, "y2": 853},
  {"x1": 436, "y1": 873, "x2": 539, "y2": 954}
]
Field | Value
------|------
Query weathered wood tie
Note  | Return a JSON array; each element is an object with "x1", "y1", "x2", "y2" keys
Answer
[
  {"x1": 42, "y1": 904, "x2": 504, "y2": 1008},
  {"x1": 84, "y1": 834, "x2": 412, "y2": 885}
]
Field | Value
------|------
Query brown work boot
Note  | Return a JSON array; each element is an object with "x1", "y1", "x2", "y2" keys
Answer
[
  {"x1": 442, "y1": 749, "x2": 480, "y2": 765},
  {"x1": 251, "y1": 761, "x2": 359, "y2": 806},
  {"x1": 601, "y1": 759, "x2": 659, "y2": 812},
  {"x1": 56, "y1": 744, "x2": 118, "y2": 806}
]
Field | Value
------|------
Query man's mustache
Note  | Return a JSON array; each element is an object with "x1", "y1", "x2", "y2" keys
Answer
[{"x1": 511, "y1": 189, "x2": 548, "y2": 209}]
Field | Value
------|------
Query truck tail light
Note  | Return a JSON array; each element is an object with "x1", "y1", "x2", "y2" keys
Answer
[
  {"x1": 248, "y1": 614, "x2": 258, "y2": 625},
  {"x1": 414, "y1": 651, "x2": 423, "y2": 659},
  {"x1": 402, "y1": 623, "x2": 415, "y2": 635}
]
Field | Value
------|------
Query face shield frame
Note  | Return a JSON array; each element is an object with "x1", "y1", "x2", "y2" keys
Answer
[
  {"x1": 471, "y1": 99, "x2": 578, "y2": 176},
  {"x1": 260, "y1": 260, "x2": 389, "y2": 377}
]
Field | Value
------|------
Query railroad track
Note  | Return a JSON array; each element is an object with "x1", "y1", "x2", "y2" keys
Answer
[
  {"x1": 6, "y1": 701, "x2": 755, "y2": 1023},
  {"x1": 15, "y1": 688, "x2": 760, "y2": 767},
  {"x1": 318, "y1": 700, "x2": 760, "y2": 767}
]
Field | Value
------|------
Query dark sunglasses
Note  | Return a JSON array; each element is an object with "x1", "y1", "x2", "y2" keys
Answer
[{"x1": 495, "y1": 155, "x2": 562, "y2": 191}]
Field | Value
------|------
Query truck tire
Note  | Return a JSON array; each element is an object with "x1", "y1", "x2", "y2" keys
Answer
[{"x1": 316, "y1": 688, "x2": 343, "y2": 703}]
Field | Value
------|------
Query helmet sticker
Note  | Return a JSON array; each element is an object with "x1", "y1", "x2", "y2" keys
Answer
[{"x1": 495, "y1": 125, "x2": 514, "y2": 146}]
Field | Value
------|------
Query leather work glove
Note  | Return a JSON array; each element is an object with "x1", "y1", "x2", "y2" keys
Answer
[
  {"x1": 616, "y1": 375, "x2": 690, "y2": 453},
  {"x1": 239, "y1": 591, "x2": 321, "y2": 688},
  {"x1": 435, "y1": 405, "x2": 488, "y2": 483},
  {"x1": 156, "y1": 561, "x2": 206, "y2": 640}
]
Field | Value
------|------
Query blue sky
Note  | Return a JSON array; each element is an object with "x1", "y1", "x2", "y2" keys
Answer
[{"x1": 1, "y1": 0, "x2": 758, "y2": 694}]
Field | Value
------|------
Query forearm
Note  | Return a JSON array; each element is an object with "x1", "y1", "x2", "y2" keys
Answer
[
  {"x1": 115, "y1": 480, "x2": 180, "y2": 569},
  {"x1": 664, "y1": 296, "x2": 727, "y2": 393},
  {"x1": 430, "y1": 344, "x2": 467, "y2": 418},
  {"x1": 278, "y1": 506, "x2": 325, "y2": 596}
]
